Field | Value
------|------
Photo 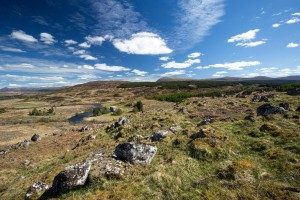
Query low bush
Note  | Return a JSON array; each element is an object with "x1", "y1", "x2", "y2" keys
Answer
[
  {"x1": 0, "y1": 108, "x2": 6, "y2": 114},
  {"x1": 133, "y1": 100, "x2": 144, "y2": 112},
  {"x1": 29, "y1": 107, "x2": 55, "y2": 116},
  {"x1": 93, "y1": 107, "x2": 110, "y2": 116}
]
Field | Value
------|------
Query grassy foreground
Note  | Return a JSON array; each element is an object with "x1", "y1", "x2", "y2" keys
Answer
[{"x1": 0, "y1": 82, "x2": 299, "y2": 199}]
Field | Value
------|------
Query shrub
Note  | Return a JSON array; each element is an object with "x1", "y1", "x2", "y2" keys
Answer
[
  {"x1": 93, "y1": 107, "x2": 110, "y2": 116},
  {"x1": 0, "y1": 108, "x2": 6, "y2": 114},
  {"x1": 29, "y1": 107, "x2": 55, "y2": 116},
  {"x1": 133, "y1": 101, "x2": 144, "y2": 112}
]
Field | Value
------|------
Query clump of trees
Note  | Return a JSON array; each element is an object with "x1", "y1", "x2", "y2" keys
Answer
[
  {"x1": 133, "y1": 101, "x2": 144, "y2": 112},
  {"x1": 93, "y1": 107, "x2": 110, "y2": 116},
  {"x1": 29, "y1": 107, "x2": 55, "y2": 116}
]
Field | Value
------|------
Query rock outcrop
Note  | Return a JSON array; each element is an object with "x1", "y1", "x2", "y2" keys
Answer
[
  {"x1": 113, "y1": 143, "x2": 157, "y2": 165},
  {"x1": 257, "y1": 103, "x2": 287, "y2": 116}
]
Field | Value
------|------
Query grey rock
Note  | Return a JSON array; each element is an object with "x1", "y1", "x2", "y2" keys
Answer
[
  {"x1": 245, "y1": 115, "x2": 255, "y2": 122},
  {"x1": 90, "y1": 157, "x2": 125, "y2": 179},
  {"x1": 151, "y1": 130, "x2": 169, "y2": 141},
  {"x1": 79, "y1": 126, "x2": 91, "y2": 132},
  {"x1": 257, "y1": 103, "x2": 287, "y2": 116},
  {"x1": 113, "y1": 142, "x2": 157, "y2": 165},
  {"x1": 252, "y1": 95, "x2": 269, "y2": 102},
  {"x1": 23, "y1": 160, "x2": 30, "y2": 165},
  {"x1": 31, "y1": 134, "x2": 41, "y2": 142},
  {"x1": 110, "y1": 106, "x2": 118, "y2": 112},
  {"x1": 178, "y1": 108, "x2": 185, "y2": 114},
  {"x1": 279, "y1": 102, "x2": 290, "y2": 111},
  {"x1": 117, "y1": 117, "x2": 127, "y2": 126},
  {"x1": 25, "y1": 182, "x2": 49, "y2": 200},
  {"x1": 52, "y1": 161, "x2": 91, "y2": 194},
  {"x1": 169, "y1": 126, "x2": 182, "y2": 133}
]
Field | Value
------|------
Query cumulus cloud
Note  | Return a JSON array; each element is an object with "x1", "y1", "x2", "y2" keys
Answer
[
  {"x1": 85, "y1": 36, "x2": 105, "y2": 45},
  {"x1": 286, "y1": 18, "x2": 300, "y2": 24},
  {"x1": 287, "y1": 42, "x2": 299, "y2": 48},
  {"x1": 79, "y1": 54, "x2": 97, "y2": 60},
  {"x1": 161, "y1": 70, "x2": 185, "y2": 77},
  {"x1": 292, "y1": 13, "x2": 300, "y2": 16},
  {"x1": 132, "y1": 69, "x2": 148, "y2": 76},
  {"x1": 159, "y1": 56, "x2": 170, "y2": 61},
  {"x1": 162, "y1": 58, "x2": 200, "y2": 69},
  {"x1": 10, "y1": 30, "x2": 38, "y2": 43},
  {"x1": 228, "y1": 29, "x2": 260, "y2": 43},
  {"x1": 174, "y1": 0, "x2": 224, "y2": 49},
  {"x1": 112, "y1": 32, "x2": 172, "y2": 55},
  {"x1": 40, "y1": 32, "x2": 56, "y2": 44},
  {"x1": 213, "y1": 71, "x2": 228, "y2": 77},
  {"x1": 0, "y1": 46, "x2": 25, "y2": 53},
  {"x1": 65, "y1": 39, "x2": 78, "y2": 45},
  {"x1": 73, "y1": 50, "x2": 86, "y2": 55},
  {"x1": 236, "y1": 41, "x2": 266, "y2": 47},
  {"x1": 272, "y1": 23, "x2": 280, "y2": 28},
  {"x1": 202, "y1": 61, "x2": 261, "y2": 70},
  {"x1": 79, "y1": 42, "x2": 91, "y2": 48},
  {"x1": 78, "y1": 74, "x2": 98, "y2": 80},
  {"x1": 95, "y1": 63, "x2": 130, "y2": 71},
  {"x1": 187, "y1": 52, "x2": 202, "y2": 58}
]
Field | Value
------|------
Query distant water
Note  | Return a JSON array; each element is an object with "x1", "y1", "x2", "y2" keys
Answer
[{"x1": 68, "y1": 104, "x2": 102, "y2": 123}]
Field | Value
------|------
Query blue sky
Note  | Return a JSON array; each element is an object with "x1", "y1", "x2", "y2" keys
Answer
[{"x1": 0, "y1": 0, "x2": 300, "y2": 87}]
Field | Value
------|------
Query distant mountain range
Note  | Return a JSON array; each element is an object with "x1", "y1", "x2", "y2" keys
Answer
[
  {"x1": 156, "y1": 76, "x2": 300, "y2": 82},
  {"x1": 0, "y1": 87, "x2": 64, "y2": 93}
]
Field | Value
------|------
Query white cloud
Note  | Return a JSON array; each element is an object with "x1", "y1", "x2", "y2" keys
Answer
[
  {"x1": 10, "y1": 30, "x2": 38, "y2": 43},
  {"x1": 236, "y1": 41, "x2": 266, "y2": 47},
  {"x1": 73, "y1": 50, "x2": 86, "y2": 55},
  {"x1": 132, "y1": 69, "x2": 148, "y2": 76},
  {"x1": 159, "y1": 56, "x2": 170, "y2": 61},
  {"x1": 95, "y1": 63, "x2": 130, "y2": 71},
  {"x1": 203, "y1": 61, "x2": 261, "y2": 70},
  {"x1": 79, "y1": 42, "x2": 91, "y2": 48},
  {"x1": 287, "y1": 42, "x2": 299, "y2": 48},
  {"x1": 272, "y1": 23, "x2": 280, "y2": 28},
  {"x1": 292, "y1": 13, "x2": 300, "y2": 16},
  {"x1": 188, "y1": 52, "x2": 202, "y2": 58},
  {"x1": 175, "y1": 0, "x2": 224, "y2": 49},
  {"x1": 65, "y1": 39, "x2": 78, "y2": 45},
  {"x1": 40, "y1": 32, "x2": 56, "y2": 44},
  {"x1": 161, "y1": 70, "x2": 185, "y2": 77},
  {"x1": 213, "y1": 71, "x2": 228, "y2": 77},
  {"x1": 112, "y1": 32, "x2": 173, "y2": 55},
  {"x1": 78, "y1": 74, "x2": 97, "y2": 80},
  {"x1": 161, "y1": 61, "x2": 191, "y2": 69},
  {"x1": 228, "y1": 29, "x2": 260, "y2": 43},
  {"x1": 5, "y1": 63, "x2": 35, "y2": 69},
  {"x1": 0, "y1": 46, "x2": 25, "y2": 53},
  {"x1": 162, "y1": 58, "x2": 200, "y2": 69},
  {"x1": 85, "y1": 36, "x2": 105, "y2": 45},
  {"x1": 286, "y1": 18, "x2": 300, "y2": 24},
  {"x1": 77, "y1": 65, "x2": 94, "y2": 70},
  {"x1": 79, "y1": 54, "x2": 97, "y2": 60}
]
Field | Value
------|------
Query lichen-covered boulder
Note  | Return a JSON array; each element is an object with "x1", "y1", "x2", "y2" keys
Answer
[
  {"x1": 25, "y1": 182, "x2": 49, "y2": 200},
  {"x1": 52, "y1": 161, "x2": 91, "y2": 194},
  {"x1": 257, "y1": 103, "x2": 287, "y2": 116},
  {"x1": 114, "y1": 143, "x2": 157, "y2": 165},
  {"x1": 151, "y1": 130, "x2": 169, "y2": 141}
]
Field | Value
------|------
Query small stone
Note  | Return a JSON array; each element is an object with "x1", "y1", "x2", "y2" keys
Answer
[
  {"x1": 31, "y1": 134, "x2": 41, "y2": 142},
  {"x1": 110, "y1": 106, "x2": 118, "y2": 112},
  {"x1": 23, "y1": 160, "x2": 30, "y2": 165},
  {"x1": 151, "y1": 130, "x2": 169, "y2": 141},
  {"x1": 169, "y1": 126, "x2": 182, "y2": 133},
  {"x1": 25, "y1": 182, "x2": 49, "y2": 200}
]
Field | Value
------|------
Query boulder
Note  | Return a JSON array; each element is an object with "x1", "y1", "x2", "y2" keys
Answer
[
  {"x1": 31, "y1": 134, "x2": 41, "y2": 142},
  {"x1": 244, "y1": 115, "x2": 255, "y2": 122},
  {"x1": 252, "y1": 95, "x2": 269, "y2": 102},
  {"x1": 89, "y1": 157, "x2": 125, "y2": 179},
  {"x1": 110, "y1": 106, "x2": 118, "y2": 112},
  {"x1": 25, "y1": 182, "x2": 49, "y2": 200},
  {"x1": 151, "y1": 130, "x2": 169, "y2": 141},
  {"x1": 257, "y1": 103, "x2": 287, "y2": 116},
  {"x1": 113, "y1": 142, "x2": 157, "y2": 165},
  {"x1": 79, "y1": 126, "x2": 92, "y2": 132},
  {"x1": 52, "y1": 161, "x2": 91, "y2": 194}
]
